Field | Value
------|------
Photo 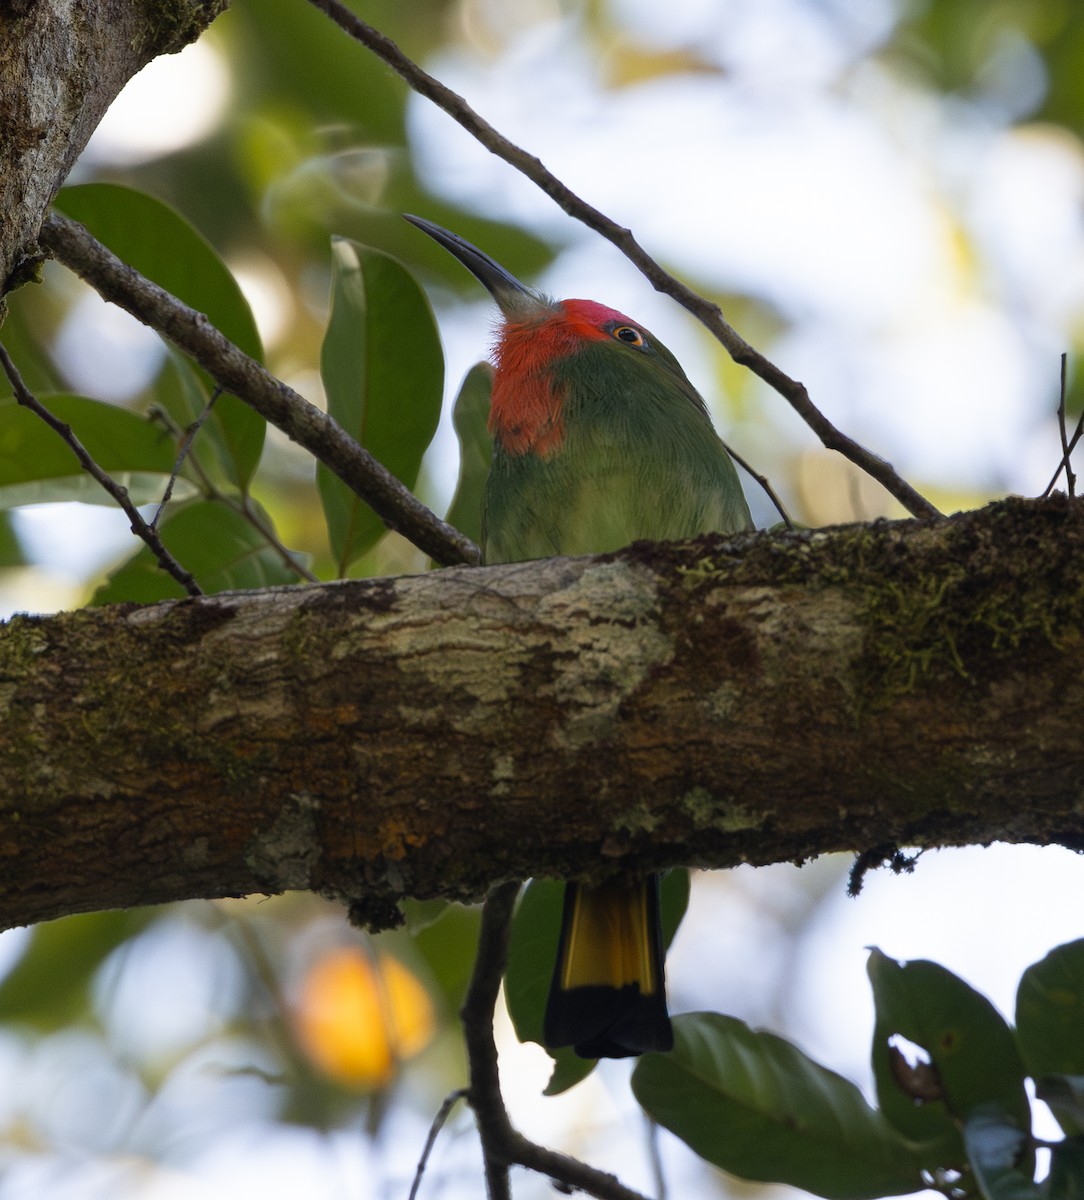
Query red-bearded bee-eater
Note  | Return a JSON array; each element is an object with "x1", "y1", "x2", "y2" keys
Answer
[{"x1": 406, "y1": 215, "x2": 754, "y2": 1058}]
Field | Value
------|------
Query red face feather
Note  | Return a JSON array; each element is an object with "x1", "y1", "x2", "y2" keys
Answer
[
  {"x1": 489, "y1": 299, "x2": 637, "y2": 456},
  {"x1": 560, "y1": 299, "x2": 635, "y2": 336}
]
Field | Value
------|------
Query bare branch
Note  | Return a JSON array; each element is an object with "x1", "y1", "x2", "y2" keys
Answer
[
  {"x1": 461, "y1": 882, "x2": 520, "y2": 1200},
  {"x1": 0, "y1": 342, "x2": 202, "y2": 597},
  {"x1": 508, "y1": 1131, "x2": 654, "y2": 1200},
  {"x1": 305, "y1": 0, "x2": 940, "y2": 523},
  {"x1": 460, "y1": 883, "x2": 652, "y2": 1200},
  {"x1": 37, "y1": 211, "x2": 480, "y2": 569}
]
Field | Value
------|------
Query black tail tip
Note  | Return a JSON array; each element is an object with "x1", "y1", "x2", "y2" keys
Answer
[{"x1": 545, "y1": 984, "x2": 673, "y2": 1060}]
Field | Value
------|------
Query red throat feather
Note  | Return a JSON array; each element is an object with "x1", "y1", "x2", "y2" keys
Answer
[{"x1": 489, "y1": 300, "x2": 628, "y2": 457}]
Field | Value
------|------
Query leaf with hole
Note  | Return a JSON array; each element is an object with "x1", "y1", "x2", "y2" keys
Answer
[{"x1": 868, "y1": 949, "x2": 1030, "y2": 1169}]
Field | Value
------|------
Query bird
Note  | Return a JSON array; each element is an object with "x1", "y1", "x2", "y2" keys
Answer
[{"x1": 406, "y1": 214, "x2": 753, "y2": 1058}]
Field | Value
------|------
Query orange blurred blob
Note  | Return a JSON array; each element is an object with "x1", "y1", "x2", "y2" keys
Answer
[{"x1": 294, "y1": 946, "x2": 435, "y2": 1090}]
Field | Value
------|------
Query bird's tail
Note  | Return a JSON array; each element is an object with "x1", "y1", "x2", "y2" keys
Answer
[{"x1": 543, "y1": 875, "x2": 673, "y2": 1059}]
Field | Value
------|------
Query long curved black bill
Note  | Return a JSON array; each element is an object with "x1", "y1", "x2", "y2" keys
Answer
[{"x1": 404, "y1": 214, "x2": 544, "y2": 319}]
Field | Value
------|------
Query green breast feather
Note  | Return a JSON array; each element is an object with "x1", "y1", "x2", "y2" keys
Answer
[{"x1": 483, "y1": 339, "x2": 753, "y2": 564}]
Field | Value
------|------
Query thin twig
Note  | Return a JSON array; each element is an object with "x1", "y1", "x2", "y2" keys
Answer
[
  {"x1": 0, "y1": 342, "x2": 202, "y2": 597},
  {"x1": 1042, "y1": 353, "x2": 1083, "y2": 499},
  {"x1": 721, "y1": 437, "x2": 794, "y2": 527},
  {"x1": 149, "y1": 404, "x2": 319, "y2": 584},
  {"x1": 237, "y1": 494, "x2": 320, "y2": 583},
  {"x1": 225, "y1": 912, "x2": 327, "y2": 1085},
  {"x1": 1041, "y1": 419, "x2": 1084, "y2": 498},
  {"x1": 458, "y1": 881, "x2": 652, "y2": 1200},
  {"x1": 1058, "y1": 354, "x2": 1072, "y2": 496},
  {"x1": 305, "y1": 0, "x2": 940, "y2": 524},
  {"x1": 152, "y1": 387, "x2": 221, "y2": 528},
  {"x1": 408, "y1": 1088, "x2": 469, "y2": 1200},
  {"x1": 37, "y1": 211, "x2": 480, "y2": 569},
  {"x1": 645, "y1": 1115, "x2": 667, "y2": 1200}
]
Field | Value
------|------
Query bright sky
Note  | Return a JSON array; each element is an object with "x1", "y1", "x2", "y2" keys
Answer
[{"x1": 409, "y1": 14, "x2": 1084, "y2": 499}]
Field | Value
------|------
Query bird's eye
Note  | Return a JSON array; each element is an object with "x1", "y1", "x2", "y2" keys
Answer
[{"x1": 613, "y1": 325, "x2": 645, "y2": 347}]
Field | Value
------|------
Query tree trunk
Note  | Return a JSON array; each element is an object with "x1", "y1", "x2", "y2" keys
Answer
[
  {"x1": 0, "y1": 495, "x2": 1081, "y2": 932},
  {"x1": 0, "y1": 0, "x2": 225, "y2": 299}
]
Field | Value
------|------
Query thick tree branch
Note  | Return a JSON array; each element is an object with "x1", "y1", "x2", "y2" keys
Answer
[
  {"x1": 37, "y1": 210, "x2": 479, "y2": 568},
  {"x1": 0, "y1": 496, "x2": 1080, "y2": 933},
  {"x1": 306, "y1": 0, "x2": 940, "y2": 522}
]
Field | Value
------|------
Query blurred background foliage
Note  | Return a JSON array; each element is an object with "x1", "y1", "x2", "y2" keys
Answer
[{"x1": 1, "y1": 0, "x2": 1084, "y2": 1195}]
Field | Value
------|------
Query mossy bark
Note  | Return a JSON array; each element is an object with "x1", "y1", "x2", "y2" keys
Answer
[{"x1": 0, "y1": 495, "x2": 1081, "y2": 931}]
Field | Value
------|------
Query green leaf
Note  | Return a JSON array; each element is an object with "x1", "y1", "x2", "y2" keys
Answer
[
  {"x1": 53, "y1": 183, "x2": 266, "y2": 490},
  {"x1": 1036, "y1": 1076, "x2": 1084, "y2": 1138},
  {"x1": 504, "y1": 878, "x2": 561, "y2": 1047},
  {"x1": 541, "y1": 1044, "x2": 597, "y2": 1096},
  {"x1": 0, "y1": 910, "x2": 153, "y2": 1031},
  {"x1": 659, "y1": 867, "x2": 691, "y2": 948},
  {"x1": 868, "y1": 949, "x2": 1030, "y2": 1167},
  {"x1": 0, "y1": 513, "x2": 25, "y2": 566},
  {"x1": 316, "y1": 237, "x2": 443, "y2": 574},
  {"x1": 92, "y1": 498, "x2": 300, "y2": 604},
  {"x1": 1047, "y1": 1138, "x2": 1084, "y2": 1200},
  {"x1": 1017, "y1": 939, "x2": 1084, "y2": 1134},
  {"x1": 399, "y1": 898, "x2": 452, "y2": 934},
  {"x1": 0, "y1": 393, "x2": 196, "y2": 508},
  {"x1": 444, "y1": 362, "x2": 493, "y2": 548},
  {"x1": 410, "y1": 902, "x2": 481, "y2": 1017},
  {"x1": 0, "y1": 287, "x2": 63, "y2": 397},
  {"x1": 961, "y1": 1110, "x2": 1041, "y2": 1200},
  {"x1": 632, "y1": 1012, "x2": 925, "y2": 1199},
  {"x1": 504, "y1": 872, "x2": 691, "y2": 1095}
]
